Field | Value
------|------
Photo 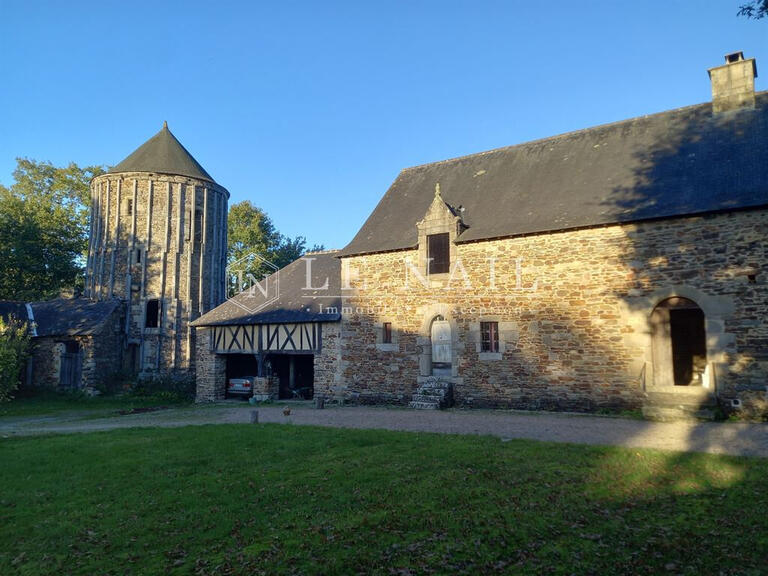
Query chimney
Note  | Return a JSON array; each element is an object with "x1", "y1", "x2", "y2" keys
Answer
[{"x1": 708, "y1": 52, "x2": 758, "y2": 113}]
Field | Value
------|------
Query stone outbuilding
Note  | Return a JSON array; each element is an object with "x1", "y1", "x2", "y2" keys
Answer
[
  {"x1": 193, "y1": 251, "x2": 342, "y2": 402},
  {"x1": 1, "y1": 298, "x2": 125, "y2": 391}
]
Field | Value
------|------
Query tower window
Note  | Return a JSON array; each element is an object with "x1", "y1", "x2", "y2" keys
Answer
[
  {"x1": 382, "y1": 322, "x2": 393, "y2": 344},
  {"x1": 134, "y1": 248, "x2": 142, "y2": 264},
  {"x1": 194, "y1": 209, "x2": 203, "y2": 244},
  {"x1": 145, "y1": 299, "x2": 161, "y2": 328},
  {"x1": 126, "y1": 198, "x2": 133, "y2": 216},
  {"x1": 427, "y1": 233, "x2": 450, "y2": 275}
]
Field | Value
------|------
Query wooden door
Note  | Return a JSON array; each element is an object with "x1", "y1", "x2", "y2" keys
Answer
[{"x1": 431, "y1": 319, "x2": 452, "y2": 365}]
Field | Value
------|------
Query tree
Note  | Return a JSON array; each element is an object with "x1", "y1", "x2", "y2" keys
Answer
[
  {"x1": 0, "y1": 159, "x2": 106, "y2": 301},
  {"x1": 227, "y1": 200, "x2": 323, "y2": 277},
  {"x1": 738, "y1": 0, "x2": 768, "y2": 18},
  {"x1": 0, "y1": 315, "x2": 30, "y2": 402}
]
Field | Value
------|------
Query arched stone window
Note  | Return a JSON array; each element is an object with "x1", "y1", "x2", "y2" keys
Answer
[{"x1": 651, "y1": 297, "x2": 707, "y2": 387}]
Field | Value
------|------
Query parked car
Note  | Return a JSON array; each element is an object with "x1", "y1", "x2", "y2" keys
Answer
[{"x1": 227, "y1": 376, "x2": 256, "y2": 397}]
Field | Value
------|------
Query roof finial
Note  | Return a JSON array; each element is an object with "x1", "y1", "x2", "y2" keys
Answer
[
  {"x1": 162, "y1": 120, "x2": 168, "y2": 130},
  {"x1": 434, "y1": 182, "x2": 441, "y2": 198}
]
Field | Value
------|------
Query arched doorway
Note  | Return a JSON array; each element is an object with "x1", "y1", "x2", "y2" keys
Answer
[
  {"x1": 430, "y1": 315, "x2": 452, "y2": 376},
  {"x1": 651, "y1": 297, "x2": 707, "y2": 387}
]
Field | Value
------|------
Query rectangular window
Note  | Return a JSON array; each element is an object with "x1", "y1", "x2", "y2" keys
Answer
[
  {"x1": 126, "y1": 198, "x2": 133, "y2": 216},
  {"x1": 480, "y1": 321, "x2": 499, "y2": 353},
  {"x1": 194, "y1": 209, "x2": 203, "y2": 244},
  {"x1": 134, "y1": 248, "x2": 142, "y2": 264},
  {"x1": 427, "y1": 233, "x2": 450, "y2": 275},
  {"x1": 382, "y1": 322, "x2": 392, "y2": 344},
  {"x1": 145, "y1": 299, "x2": 161, "y2": 328}
]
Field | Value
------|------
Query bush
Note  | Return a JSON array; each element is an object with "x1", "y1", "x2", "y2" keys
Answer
[
  {"x1": 92, "y1": 370, "x2": 136, "y2": 397},
  {"x1": 129, "y1": 373, "x2": 196, "y2": 402},
  {"x1": 0, "y1": 316, "x2": 31, "y2": 403}
]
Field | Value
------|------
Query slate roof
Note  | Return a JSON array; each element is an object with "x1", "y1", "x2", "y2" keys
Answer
[
  {"x1": 109, "y1": 122, "x2": 217, "y2": 184},
  {"x1": 193, "y1": 251, "x2": 342, "y2": 326},
  {"x1": 341, "y1": 92, "x2": 768, "y2": 257},
  {"x1": 29, "y1": 299, "x2": 121, "y2": 337}
]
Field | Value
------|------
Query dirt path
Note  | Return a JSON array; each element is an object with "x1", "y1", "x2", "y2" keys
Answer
[{"x1": 2, "y1": 404, "x2": 767, "y2": 457}]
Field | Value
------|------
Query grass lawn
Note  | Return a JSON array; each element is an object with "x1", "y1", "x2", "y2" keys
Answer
[
  {"x1": 1, "y1": 425, "x2": 767, "y2": 575},
  {"x1": 0, "y1": 392, "x2": 190, "y2": 418}
]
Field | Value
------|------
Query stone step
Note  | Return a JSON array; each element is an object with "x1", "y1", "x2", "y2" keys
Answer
[
  {"x1": 642, "y1": 404, "x2": 718, "y2": 422},
  {"x1": 417, "y1": 382, "x2": 451, "y2": 391},
  {"x1": 408, "y1": 401, "x2": 440, "y2": 410},
  {"x1": 645, "y1": 388, "x2": 717, "y2": 408},
  {"x1": 411, "y1": 393, "x2": 446, "y2": 404}
]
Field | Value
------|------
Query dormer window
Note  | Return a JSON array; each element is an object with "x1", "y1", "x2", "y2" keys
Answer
[{"x1": 427, "y1": 233, "x2": 450, "y2": 275}]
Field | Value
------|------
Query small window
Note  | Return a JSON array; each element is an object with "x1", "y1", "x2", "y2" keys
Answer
[
  {"x1": 145, "y1": 299, "x2": 161, "y2": 328},
  {"x1": 134, "y1": 248, "x2": 142, "y2": 264},
  {"x1": 382, "y1": 322, "x2": 393, "y2": 344},
  {"x1": 427, "y1": 233, "x2": 450, "y2": 275},
  {"x1": 480, "y1": 321, "x2": 499, "y2": 353},
  {"x1": 194, "y1": 209, "x2": 203, "y2": 244},
  {"x1": 126, "y1": 198, "x2": 133, "y2": 216}
]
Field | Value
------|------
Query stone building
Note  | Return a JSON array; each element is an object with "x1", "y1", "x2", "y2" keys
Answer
[
  {"x1": 191, "y1": 52, "x2": 768, "y2": 418},
  {"x1": 331, "y1": 52, "x2": 768, "y2": 416},
  {"x1": 85, "y1": 122, "x2": 229, "y2": 375},
  {"x1": 193, "y1": 251, "x2": 342, "y2": 402},
  {"x1": 1, "y1": 299, "x2": 124, "y2": 391}
]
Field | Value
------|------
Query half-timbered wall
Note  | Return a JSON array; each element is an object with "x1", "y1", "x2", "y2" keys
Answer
[{"x1": 210, "y1": 323, "x2": 322, "y2": 354}]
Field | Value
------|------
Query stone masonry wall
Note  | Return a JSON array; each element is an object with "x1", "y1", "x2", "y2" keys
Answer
[
  {"x1": 29, "y1": 304, "x2": 124, "y2": 391},
  {"x1": 313, "y1": 322, "x2": 343, "y2": 400},
  {"x1": 194, "y1": 327, "x2": 226, "y2": 402},
  {"x1": 339, "y1": 209, "x2": 768, "y2": 411},
  {"x1": 86, "y1": 172, "x2": 228, "y2": 375}
]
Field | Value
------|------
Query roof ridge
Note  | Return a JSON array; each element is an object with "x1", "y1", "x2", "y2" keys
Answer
[{"x1": 399, "y1": 94, "x2": 766, "y2": 174}]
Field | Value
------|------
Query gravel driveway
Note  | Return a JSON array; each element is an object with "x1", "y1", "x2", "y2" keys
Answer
[{"x1": 2, "y1": 403, "x2": 767, "y2": 457}]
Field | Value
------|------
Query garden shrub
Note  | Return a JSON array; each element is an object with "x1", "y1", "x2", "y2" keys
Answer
[{"x1": 0, "y1": 316, "x2": 31, "y2": 402}]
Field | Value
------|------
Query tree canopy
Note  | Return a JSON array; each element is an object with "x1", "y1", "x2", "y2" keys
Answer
[
  {"x1": 227, "y1": 200, "x2": 322, "y2": 277},
  {"x1": 0, "y1": 160, "x2": 320, "y2": 302},
  {"x1": 0, "y1": 159, "x2": 105, "y2": 301},
  {"x1": 739, "y1": 0, "x2": 768, "y2": 18}
]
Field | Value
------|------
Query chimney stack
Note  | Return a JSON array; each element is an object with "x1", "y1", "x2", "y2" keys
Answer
[{"x1": 708, "y1": 52, "x2": 758, "y2": 113}]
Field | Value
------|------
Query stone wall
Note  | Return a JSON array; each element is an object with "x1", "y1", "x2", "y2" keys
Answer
[
  {"x1": 194, "y1": 327, "x2": 226, "y2": 402},
  {"x1": 28, "y1": 304, "x2": 125, "y2": 391},
  {"x1": 338, "y1": 209, "x2": 768, "y2": 412},
  {"x1": 313, "y1": 322, "x2": 343, "y2": 400},
  {"x1": 86, "y1": 172, "x2": 228, "y2": 375}
]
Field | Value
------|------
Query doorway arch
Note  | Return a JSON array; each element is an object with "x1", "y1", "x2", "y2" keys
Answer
[{"x1": 651, "y1": 297, "x2": 707, "y2": 387}]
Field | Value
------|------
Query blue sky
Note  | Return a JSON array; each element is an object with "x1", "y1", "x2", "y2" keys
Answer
[{"x1": 1, "y1": 1, "x2": 765, "y2": 250}]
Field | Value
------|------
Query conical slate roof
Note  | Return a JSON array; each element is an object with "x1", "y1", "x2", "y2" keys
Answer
[{"x1": 109, "y1": 122, "x2": 216, "y2": 183}]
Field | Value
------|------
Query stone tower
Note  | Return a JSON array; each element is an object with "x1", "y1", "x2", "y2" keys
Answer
[{"x1": 85, "y1": 123, "x2": 229, "y2": 374}]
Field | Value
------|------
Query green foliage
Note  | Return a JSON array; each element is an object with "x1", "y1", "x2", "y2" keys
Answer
[
  {"x1": 0, "y1": 390, "x2": 186, "y2": 418},
  {"x1": 227, "y1": 200, "x2": 323, "y2": 276},
  {"x1": 1, "y1": 425, "x2": 767, "y2": 574},
  {"x1": 0, "y1": 315, "x2": 31, "y2": 403},
  {"x1": 738, "y1": 0, "x2": 768, "y2": 18},
  {"x1": 128, "y1": 372, "x2": 196, "y2": 402},
  {"x1": 0, "y1": 158, "x2": 106, "y2": 301}
]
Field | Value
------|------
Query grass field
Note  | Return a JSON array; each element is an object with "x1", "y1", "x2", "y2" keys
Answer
[
  {"x1": 0, "y1": 392, "x2": 190, "y2": 418},
  {"x1": 1, "y1": 424, "x2": 767, "y2": 575}
]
